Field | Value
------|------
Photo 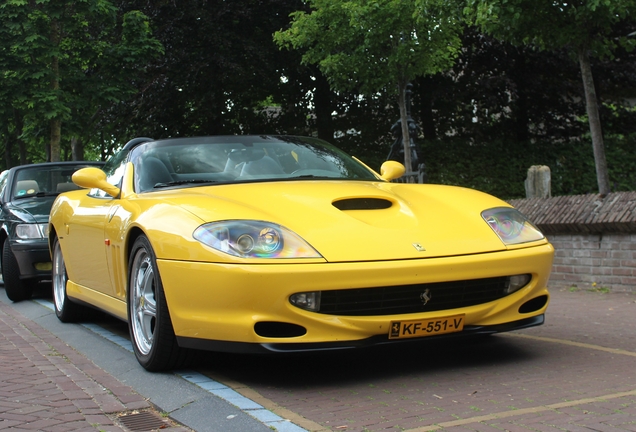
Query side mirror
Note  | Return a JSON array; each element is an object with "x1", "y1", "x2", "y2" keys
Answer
[
  {"x1": 380, "y1": 161, "x2": 405, "y2": 181},
  {"x1": 72, "y1": 167, "x2": 120, "y2": 197}
]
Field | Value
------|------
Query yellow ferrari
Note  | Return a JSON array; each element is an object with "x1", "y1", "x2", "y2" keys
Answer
[{"x1": 49, "y1": 135, "x2": 554, "y2": 371}]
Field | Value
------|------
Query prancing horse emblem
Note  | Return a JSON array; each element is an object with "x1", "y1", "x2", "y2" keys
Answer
[{"x1": 420, "y1": 289, "x2": 432, "y2": 306}]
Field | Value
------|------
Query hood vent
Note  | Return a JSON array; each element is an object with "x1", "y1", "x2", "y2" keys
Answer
[{"x1": 333, "y1": 198, "x2": 393, "y2": 210}]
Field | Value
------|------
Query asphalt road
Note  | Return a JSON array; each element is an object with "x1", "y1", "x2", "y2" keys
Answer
[{"x1": 3, "y1": 284, "x2": 636, "y2": 432}]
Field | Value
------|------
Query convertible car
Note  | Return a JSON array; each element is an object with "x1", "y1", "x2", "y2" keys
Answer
[{"x1": 49, "y1": 135, "x2": 554, "y2": 371}]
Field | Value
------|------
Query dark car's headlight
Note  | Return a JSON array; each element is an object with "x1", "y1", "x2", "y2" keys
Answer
[
  {"x1": 193, "y1": 220, "x2": 322, "y2": 258},
  {"x1": 16, "y1": 223, "x2": 49, "y2": 240},
  {"x1": 482, "y1": 207, "x2": 544, "y2": 245}
]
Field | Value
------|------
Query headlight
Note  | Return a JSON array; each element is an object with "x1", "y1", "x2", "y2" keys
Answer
[
  {"x1": 505, "y1": 274, "x2": 532, "y2": 294},
  {"x1": 482, "y1": 207, "x2": 544, "y2": 245},
  {"x1": 193, "y1": 220, "x2": 322, "y2": 258},
  {"x1": 15, "y1": 223, "x2": 49, "y2": 240},
  {"x1": 289, "y1": 292, "x2": 321, "y2": 311}
]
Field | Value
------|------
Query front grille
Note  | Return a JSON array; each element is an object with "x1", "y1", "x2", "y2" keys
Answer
[{"x1": 318, "y1": 277, "x2": 509, "y2": 316}]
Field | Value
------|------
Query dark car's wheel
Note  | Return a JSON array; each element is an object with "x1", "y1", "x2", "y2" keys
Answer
[
  {"x1": 128, "y1": 235, "x2": 193, "y2": 371},
  {"x1": 2, "y1": 241, "x2": 33, "y2": 302},
  {"x1": 52, "y1": 237, "x2": 86, "y2": 322}
]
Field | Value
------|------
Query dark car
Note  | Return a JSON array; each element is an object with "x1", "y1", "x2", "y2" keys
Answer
[{"x1": 0, "y1": 161, "x2": 104, "y2": 301}]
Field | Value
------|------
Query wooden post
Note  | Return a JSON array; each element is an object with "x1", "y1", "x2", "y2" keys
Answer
[{"x1": 525, "y1": 165, "x2": 551, "y2": 199}]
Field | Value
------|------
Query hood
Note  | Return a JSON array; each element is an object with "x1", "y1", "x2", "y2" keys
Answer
[
  {"x1": 155, "y1": 181, "x2": 510, "y2": 262},
  {"x1": 6, "y1": 196, "x2": 56, "y2": 224}
]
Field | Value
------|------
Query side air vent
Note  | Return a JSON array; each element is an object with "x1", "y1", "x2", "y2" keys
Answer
[{"x1": 333, "y1": 198, "x2": 393, "y2": 210}]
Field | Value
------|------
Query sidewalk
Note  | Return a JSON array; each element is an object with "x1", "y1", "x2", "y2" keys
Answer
[{"x1": 0, "y1": 298, "x2": 188, "y2": 431}]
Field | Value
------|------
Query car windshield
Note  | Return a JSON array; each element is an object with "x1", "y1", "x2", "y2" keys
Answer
[
  {"x1": 130, "y1": 136, "x2": 380, "y2": 192},
  {"x1": 11, "y1": 163, "x2": 100, "y2": 199}
]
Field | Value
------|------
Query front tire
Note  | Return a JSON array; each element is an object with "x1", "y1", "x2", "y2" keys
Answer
[
  {"x1": 128, "y1": 235, "x2": 193, "y2": 371},
  {"x1": 52, "y1": 237, "x2": 86, "y2": 322},
  {"x1": 2, "y1": 241, "x2": 33, "y2": 302}
]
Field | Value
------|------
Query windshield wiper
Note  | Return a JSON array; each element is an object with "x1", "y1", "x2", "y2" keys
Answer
[
  {"x1": 153, "y1": 179, "x2": 219, "y2": 188},
  {"x1": 287, "y1": 174, "x2": 338, "y2": 180},
  {"x1": 15, "y1": 191, "x2": 58, "y2": 199}
]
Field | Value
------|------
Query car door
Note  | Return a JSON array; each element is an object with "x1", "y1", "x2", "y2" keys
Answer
[
  {"x1": 62, "y1": 155, "x2": 129, "y2": 297},
  {"x1": 63, "y1": 194, "x2": 117, "y2": 295}
]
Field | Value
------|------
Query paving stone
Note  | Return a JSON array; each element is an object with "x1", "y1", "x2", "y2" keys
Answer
[{"x1": 0, "y1": 301, "x2": 146, "y2": 432}]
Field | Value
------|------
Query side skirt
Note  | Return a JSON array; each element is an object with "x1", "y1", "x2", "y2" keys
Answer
[{"x1": 66, "y1": 280, "x2": 128, "y2": 321}]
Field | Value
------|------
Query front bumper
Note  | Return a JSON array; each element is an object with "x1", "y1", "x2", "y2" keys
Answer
[
  {"x1": 177, "y1": 315, "x2": 545, "y2": 354},
  {"x1": 8, "y1": 239, "x2": 51, "y2": 280},
  {"x1": 158, "y1": 242, "x2": 554, "y2": 351}
]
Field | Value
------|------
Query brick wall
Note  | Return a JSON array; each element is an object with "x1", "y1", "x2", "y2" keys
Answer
[
  {"x1": 547, "y1": 233, "x2": 636, "y2": 292},
  {"x1": 509, "y1": 192, "x2": 636, "y2": 292}
]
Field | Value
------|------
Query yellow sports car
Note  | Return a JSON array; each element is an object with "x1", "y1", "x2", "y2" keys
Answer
[{"x1": 49, "y1": 135, "x2": 554, "y2": 371}]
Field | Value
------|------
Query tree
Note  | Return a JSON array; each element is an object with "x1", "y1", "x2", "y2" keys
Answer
[
  {"x1": 0, "y1": 0, "x2": 162, "y2": 164},
  {"x1": 410, "y1": 28, "x2": 586, "y2": 144},
  {"x1": 466, "y1": 0, "x2": 636, "y2": 196},
  {"x1": 274, "y1": 0, "x2": 464, "y2": 174},
  {"x1": 114, "y1": 0, "x2": 306, "y2": 139},
  {"x1": 62, "y1": 9, "x2": 163, "y2": 160}
]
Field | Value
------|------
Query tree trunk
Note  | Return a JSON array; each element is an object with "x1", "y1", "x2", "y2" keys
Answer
[
  {"x1": 50, "y1": 118, "x2": 61, "y2": 162},
  {"x1": 18, "y1": 141, "x2": 27, "y2": 165},
  {"x1": 3, "y1": 137, "x2": 12, "y2": 169},
  {"x1": 398, "y1": 81, "x2": 412, "y2": 176},
  {"x1": 71, "y1": 136, "x2": 83, "y2": 161},
  {"x1": 14, "y1": 109, "x2": 27, "y2": 165},
  {"x1": 49, "y1": 18, "x2": 61, "y2": 162},
  {"x1": 578, "y1": 47, "x2": 610, "y2": 197},
  {"x1": 313, "y1": 70, "x2": 334, "y2": 141},
  {"x1": 416, "y1": 76, "x2": 435, "y2": 140},
  {"x1": 512, "y1": 48, "x2": 529, "y2": 143}
]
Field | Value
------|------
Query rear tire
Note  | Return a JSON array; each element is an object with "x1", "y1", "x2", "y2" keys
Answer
[
  {"x1": 52, "y1": 237, "x2": 86, "y2": 322},
  {"x1": 128, "y1": 235, "x2": 194, "y2": 371},
  {"x1": 2, "y1": 241, "x2": 33, "y2": 302}
]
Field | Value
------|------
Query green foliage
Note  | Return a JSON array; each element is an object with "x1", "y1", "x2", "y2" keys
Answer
[
  {"x1": 0, "y1": 0, "x2": 162, "y2": 166},
  {"x1": 275, "y1": 0, "x2": 465, "y2": 171},
  {"x1": 465, "y1": 0, "x2": 636, "y2": 196},
  {"x1": 1, "y1": 0, "x2": 634, "y2": 201},
  {"x1": 465, "y1": 0, "x2": 636, "y2": 56},
  {"x1": 112, "y1": 0, "x2": 304, "y2": 140},
  {"x1": 275, "y1": 0, "x2": 464, "y2": 95},
  {"x1": 421, "y1": 133, "x2": 636, "y2": 200}
]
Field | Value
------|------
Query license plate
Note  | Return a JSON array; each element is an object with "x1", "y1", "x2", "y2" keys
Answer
[{"x1": 389, "y1": 314, "x2": 465, "y2": 339}]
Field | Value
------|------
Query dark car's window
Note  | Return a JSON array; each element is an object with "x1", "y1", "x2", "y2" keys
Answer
[
  {"x1": 11, "y1": 164, "x2": 100, "y2": 199},
  {"x1": 129, "y1": 136, "x2": 379, "y2": 193}
]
